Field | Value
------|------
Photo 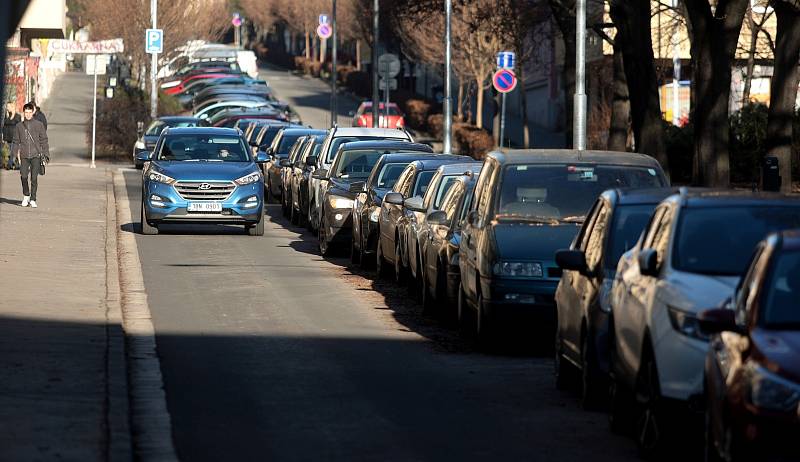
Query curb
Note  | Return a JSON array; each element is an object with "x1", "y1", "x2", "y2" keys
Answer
[{"x1": 113, "y1": 170, "x2": 179, "y2": 461}]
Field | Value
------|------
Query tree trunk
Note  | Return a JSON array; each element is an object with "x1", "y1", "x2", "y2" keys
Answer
[
  {"x1": 305, "y1": 30, "x2": 311, "y2": 60},
  {"x1": 609, "y1": 0, "x2": 667, "y2": 168},
  {"x1": 320, "y1": 37, "x2": 327, "y2": 63},
  {"x1": 685, "y1": 0, "x2": 748, "y2": 187},
  {"x1": 766, "y1": 1, "x2": 800, "y2": 193},
  {"x1": 549, "y1": 0, "x2": 576, "y2": 148},
  {"x1": 356, "y1": 40, "x2": 362, "y2": 70},
  {"x1": 741, "y1": 7, "x2": 757, "y2": 105},
  {"x1": 517, "y1": 62, "x2": 531, "y2": 148},
  {"x1": 457, "y1": 81, "x2": 464, "y2": 121},
  {"x1": 608, "y1": 42, "x2": 630, "y2": 152},
  {"x1": 476, "y1": 80, "x2": 485, "y2": 129},
  {"x1": 493, "y1": 91, "x2": 501, "y2": 144}
]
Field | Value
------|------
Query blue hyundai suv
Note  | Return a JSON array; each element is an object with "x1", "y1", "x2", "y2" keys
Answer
[{"x1": 138, "y1": 127, "x2": 268, "y2": 236}]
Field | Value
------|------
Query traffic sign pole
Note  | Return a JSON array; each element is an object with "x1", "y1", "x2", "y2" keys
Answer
[
  {"x1": 443, "y1": 0, "x2": 452, "y2": 154},
  {"x1": 331, "y1": 0, "x2": 337, "y2": 128},
  {"x1": 372, "y1": 0, "x2": 379, "y2": 128},
  {"x1": 574, "y1": 0, "x2": 587, "y2": 150},
  {"x1": 500, "y1": 92, "x2": 506, "y2": 150},
  {"x1": 91, "y1": 54, "x2": 98, "y2": 168},
  {"x1": 150, "y1": 0, "x2": 158, "y2": 119}
]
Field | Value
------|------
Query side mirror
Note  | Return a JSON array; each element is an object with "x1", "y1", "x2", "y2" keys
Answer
[
  {"x1": 249, "y1": 140, "x2": 260, "y2": 147},
  {"x1": 312, "y1": 169, "x2": 329, "y2": 180},
  {"x1": 384, "y1": 192, "x2": 404, "y2": 206},
  {"x1": 136, "y1": 151, "x2": 152, "y2": 162},
  {"x1": 466, "y1": 210, "x2": 483, "y2": 228},
  {"x1": 638, "y1": 249, "x2": 659, "y2": 277},
  {"x1": 279, "y1": 158, "x2": 292, "y2": 168},
  {"x1": 349, "y1": 181, "x2": 366, "y2": 193},
  {"x1": 255, "y1": 151, "x2": 269, "y2": 163},
  {"x1": 427, "y1": 210, "x2": 448, "y2": 226},
  {"x1": 555, "y1": 249, "x2": 588, "y2": 272},
  {"x1": 697, "y1": 308, "x2": 739, "y2": 335},
  {"x1": 306, "y1": 155, "x2": 318, "y2": 166},
  {"x1": 404, "y1": 196, "x2": 425, "y2": 212}
]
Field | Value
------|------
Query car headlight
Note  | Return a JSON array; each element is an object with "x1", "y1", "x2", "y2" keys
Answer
[
  {"x1": 147, "y1": 171, "x2": 176, "y2": 185},
  {"x1": 667, "y1": 306, "x2": 709, "y2": 341},
  {"x1": 745, "y1": 363, "x2": 800, "y2": 412},
  {"x1": 234, "y1": 172, "x2": 262, "y2": 186},
  {"x1": 369, "y1": 206, "x2": 380, "y2": 223},
  {"x1": 492, "y1": 261, "x2": 543, "y2": 278},
  {"x1": 328, "y1": 195, "x2": 354, "y2": 210},
  {"x1": 135, "y1": 140, "x2": 146, "y2": 150}
]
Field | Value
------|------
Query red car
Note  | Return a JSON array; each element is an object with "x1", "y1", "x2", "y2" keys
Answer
[
  {"x1": 701, "y1": 229, "x2": 800, "y2": 461},
  {"x1": 352, "y1": 102, "x2": 405, "y2": 129},
  {"x1": 162, "y1": 73, "x2": 237, "y2": 96}
]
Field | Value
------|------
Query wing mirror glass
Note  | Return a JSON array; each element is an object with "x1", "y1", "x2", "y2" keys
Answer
[
  {"x1": 638, "y1": 249, "x2": 659, "y2": 277},
  {"x1": 384, "y1": 192, "x2": 404, "y2": 206},
  {"x1": 136, "y1": 151, "x2": 152, "y2": 162},
  {"x1": 404, "y1": 196, "x2": 425, "y2": 212},
  {"x1": 255, "y1": 151, "x2": 269, "y2": 163}
]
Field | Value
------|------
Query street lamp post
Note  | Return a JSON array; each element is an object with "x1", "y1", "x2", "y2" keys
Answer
[
  {"x1": 150, "y1": 0, "x2": 158, "y2": 119},
  {"x1": 371, "y1": 0, "x2": 379, "y2": 128},
  {"x1": 573, "y1": 0, "x2": 586, "y2": 150},
  {"x1": 443, "y1": 0, "x2": 452, "y2": 154},
  {"x1": 331, "y1": 0, "x2": 338, "y2": 128}
]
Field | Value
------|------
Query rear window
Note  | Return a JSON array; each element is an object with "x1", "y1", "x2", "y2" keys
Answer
[
  {"x1": 674, "y1": 206, "x2": 800, "y2": 276},
  {"x1": 326, "y1": 136, "x2": 408, "y2": 163},
  {"x1": 332, "y1": 150, "x2": 384, "y2": 179},
  {"x1": 434, "y1": 175, "x2": 460, "y2": 209},
  {"x1": 606, "y1": 204, "x2": 656, "y2": 270}
]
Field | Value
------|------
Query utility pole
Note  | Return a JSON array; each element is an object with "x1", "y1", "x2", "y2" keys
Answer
[
  {"x1": 443, "y1": 0, "x2": 452, "y2": 154},
  {"x1": 371, "y1": 0, "x2": 379, "y2": 128},
  {"x1": 331, "y1": 0, "x2": 338, "y2": 128},
  {"x1": 150, "y1": 0, "x2": 158, "y2": 119},
  {"x1": 573, "y1": 0, "x2": 586, "y2": 150}
]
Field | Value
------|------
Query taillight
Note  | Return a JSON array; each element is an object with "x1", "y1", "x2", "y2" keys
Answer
[
  {"x1": 359, "y1": 116, "x2": 367, "y2": 126},
  {"x1": 395, "y1": 118, "x2": 404, "y2": 128}
]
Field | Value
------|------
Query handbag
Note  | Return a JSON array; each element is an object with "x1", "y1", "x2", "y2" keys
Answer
[{"x1": 39, "y1": 154, "x2": 47, "y2": 176}]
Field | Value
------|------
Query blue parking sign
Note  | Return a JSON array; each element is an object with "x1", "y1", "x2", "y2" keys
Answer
[
  {"x1": 146, "y1": 29, "x2": 163, "y2": 54},
  {"x1": 496, "y1": 51, "x2": 515, "y2": 70}
]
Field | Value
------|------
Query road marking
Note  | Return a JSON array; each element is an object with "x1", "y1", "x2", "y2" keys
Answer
[{"x1": 113, "y1": 170, "x2": 178, "y2": 461}]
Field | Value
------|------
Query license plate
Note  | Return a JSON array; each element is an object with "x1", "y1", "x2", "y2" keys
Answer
[{"x1": 187, "y1": 202, "x2": 222, "y2": 212}]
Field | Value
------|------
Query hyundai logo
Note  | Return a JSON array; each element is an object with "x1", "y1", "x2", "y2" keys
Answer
[{"x1": 197, "y1": 183, "x2": 213, "y2": 190}]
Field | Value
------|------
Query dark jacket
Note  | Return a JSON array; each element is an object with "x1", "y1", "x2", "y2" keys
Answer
[
  {"x1": 12, "y1": 119, "x2": 49, "y2": 159},
  {"x1": 2, "y1": 112, "x2": 21, "y2": 143},
  {"x1": 34, "y1": 109, "x2": 47, "y2": 130}
]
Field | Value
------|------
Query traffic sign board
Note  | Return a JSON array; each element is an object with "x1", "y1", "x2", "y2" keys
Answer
[
  {"x1": 493, "y1": 69, "x2": 517, "y2": 93},
  {"x1": 379, "y1": 78, "x2": 398, "y2": 91},
  {"x1": 317, "y1": 23, "x2": 332, "y2": 40},
  {"x1": 319, "y1": 14, "x2": 329, "y2": 24},
  {"x1": 497, "y1": 51, "x2": 515, "y2": 69},
  {"x1": 145, "y1": 29, "x2": 163, "y2": 54},
  {"x1": 377, "y1": 54, "x2": 401, "y2": 78},
  {"x1": 232, "y1": 12, "x2": 242, "y2": 27}
]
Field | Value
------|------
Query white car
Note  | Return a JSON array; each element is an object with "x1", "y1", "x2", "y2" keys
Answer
[
  {"x1": 307, "y1": 127, "x2": 413, "y2": 231},
  {"x1": 194, "y1": 100, "x2": 274, "y2": 121},
  {"x1": 610, "y1": 189, "x2": 800, "y2": 455}
]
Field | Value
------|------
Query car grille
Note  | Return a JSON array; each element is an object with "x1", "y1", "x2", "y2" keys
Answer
[{"x1": 174, "y1": 181, "x2": 235, "y2": 201}]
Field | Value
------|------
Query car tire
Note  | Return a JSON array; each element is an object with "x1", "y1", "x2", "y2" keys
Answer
[
  {"x1": 394, "y1": 240, "x2": 407, "y2": 284},
  {"x1": 140, "y1": 200, "x2": 158, "y2": 235},
  {"x1": 421, "y1": 261, "x2": 435, "y2": 315},
  {"x1": 350, "y1": 235, "x2": 360, "y2": 264},
  {"x1": 359, "y1": 231, "x2": 374, "y2": 270},
  {"x1": 247, "y1": 219, "x2": 264, "y2": 236},
  {"x1": 457, "y1": 283, "x2": 471, "y2": 336},
  {"x1": 281, "y1": 192, "x2": 290, "y2": 217},
  {"x1": 306, "y1": 200, "x2": 315, "y2": 231},
  {"x1": 376, "y1": 237, "x2": 390, "y2": 279},
  {"x1": 609, "y1": 377, "x2": 633, "y2": 435},
  {"x1": 318, "y1": 216, "x2": 330, "y2": 256},
  {"x1": 554, "y1": 330, "x2": 573, "y2": 391},
  {"x1": 635, "y1": 346, "x2": 667, "y2": 458},
  {"x1": 475, "y1": 292, "x2": 493, "y2": 349},
  {"x1": 581, "y1": 331, "x2": 605, "y2": 410}
]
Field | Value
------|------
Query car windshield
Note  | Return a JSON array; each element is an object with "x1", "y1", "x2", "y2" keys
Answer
[
  {"x1": 332, "y1": 150, "x2": 383, "y2": 179},
  {"x1": 146, "y1": 120, "x2": 200, "y2": 136},
  {"x1": 496, "y1": 164, "x2": 664, "y2": 222},
  {"x1": 326, "y1": 137, "x2": 407, "y2": 163},
  {"x1": 413, "y1": 171, "x2": 436, "y2": 197},
  {"x1": 762, "y1": 250, "x2": 800, "y2": 328},
  {"x1": 376, "y1": 163, "x2": 407, "y2": 189},
  {"x1": 434, "y1": 175, "x2": 460, "y2": 209},
  {"x1": 674, "y1": 206, "x2": 800, "y2": 276},
  {"x1": 157, "y1": 135, "x2": 249, "y2": 162},
  {"x1": 606, "y1": 204, "x2": 656, "y2": 270}
]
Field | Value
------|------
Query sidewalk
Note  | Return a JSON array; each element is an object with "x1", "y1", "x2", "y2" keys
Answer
[
  {"x1": 0, "y1": 166, "x2": 129, "y2": 460},
  {"x1": 40, "y1": 71, "x2": 96, "y2": 165}
]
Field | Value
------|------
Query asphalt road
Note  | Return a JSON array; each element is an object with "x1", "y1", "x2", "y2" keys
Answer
[{"x1": 122, "y1": 65, "x2": 639, "y2": 461}]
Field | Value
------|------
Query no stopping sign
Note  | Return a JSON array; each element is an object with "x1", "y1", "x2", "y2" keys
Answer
[{"x1": 493, "y1": 69, "x2": 517, "y2": 93}]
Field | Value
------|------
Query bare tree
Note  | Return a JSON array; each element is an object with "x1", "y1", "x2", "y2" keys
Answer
[{"x1": 739, "y1": 1, "x2": 775, "y2": 105}]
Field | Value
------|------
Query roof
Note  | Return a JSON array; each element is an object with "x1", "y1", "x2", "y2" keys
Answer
[
  {"x1": 487, "y1": 149, "x2": 663, "y2": 168},
  {"x1": 331, "y1": 127, "x2": 412, "y2": 139},
  {"x1": 777, "y1": 230, "x2": 800, "y2": 251},
  {"x1": 437, "y1": 162, "x2": 483, "y2": 176},
  {"x1": 604, "y1": 187, "x2": 682, "y2": 206},
  {"x1": 377, "y1": 153, "x2": 443, "y2": 164},
  {"x1": 157, "y1": 116, "x2": 203, "y2": 123},
  {"x1": 414, "y1": 154, "x2": 474, "y2": 170},
  {"x1": 358, "y1": 101, "x2": 400, "y2": 107},
  {"x1": 278, "y1": 128, "x2": 328, "y2": 136},
  {"x1": 672, "y1": 188, "x2": 800, "y2": 207},
  {"x1": 163, "y1": 127, "x2": 240, "y2": 136},
  {"x1": 339, "y1": 141, "x2": 432, "y2": 153}
]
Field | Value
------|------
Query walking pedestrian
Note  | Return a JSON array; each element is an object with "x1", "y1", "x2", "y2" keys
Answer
[
  {"x1": 3, "y1": 102, "x2": 21, "y2": 169},
  {"x1": 12, "y1": 103, "x2": 49, "y2": 208},
  {"x1": 29, "y1": 101, "x2": 47, "y2": 131}
]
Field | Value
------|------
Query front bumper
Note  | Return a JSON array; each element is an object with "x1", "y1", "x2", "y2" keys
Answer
[
  {"x1": 481, "y1": 277, "x2": 558, "y2": 322},
  {"x1": 322, "y1": 207, "x2": 353, "y2": 245},
  {"x1": 143, "y1": 181, "x2": 263, "y2": 224},
  {"x1": 652, "y1": 307, "x2": 708, "y2": 401}
]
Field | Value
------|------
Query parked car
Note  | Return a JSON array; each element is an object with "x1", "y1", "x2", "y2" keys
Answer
[
  {"x1": 308, "y1": 127, "x2": 415, "y2": 232},
  {"x1": 406, "y1": 162, "x2": 482, "y2": 300},
  {"x1": 163, "y1": 72, "x2": 237, "y2": 96},
  {"x1": 209, "y1": 107, "x2": 287, "y2": 128},
  {"x1": 553, "y1": 187, "x2": 677, "y2": 408},
  {"x1": 289, "y1": 134, "x2": 327, "y2": 226},
  {"x1": 266, "y1": 128, "x2": 327, "y2": 202},
  {"x1": 457, "y1": 150, "x2": 668, "y2": 347},
  {"x1": 351, "y1": 102, "x2": 405, "y2": 129},
  {"x1": 136, "y1": 127, "x2": 268, "y2": 236},
  {"x1": 610, "y1": 190, "x2": 800, "y2": 455},
  {"x1": 417, "y1": 165, "x2": 482, "y2": 315},
  {"x1": 352, "y1": 152, "x2": 439, "y2": 268},
  {"x1": 194, "y1": 100, "x2": 273, "y2": 122},
  {"x1": 133, "y1": 116, "x2": 208, "y2": 169},
  {"x1": 280, "y1": 135, "x2": 313, "y2": 217},
  {"x1": 377, "y1": 155, "x2": 472, "y2": 281},
  {"x1": 701, "y1": 229, "x2": 800, "y2": 462}
]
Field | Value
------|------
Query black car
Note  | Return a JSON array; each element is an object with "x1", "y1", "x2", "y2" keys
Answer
[
  {"x1": 553, "y1": 187, "x2": 676, "y2": 407},
  {"x1": 458, "y1": 149, "x2": 668, "y2": 346},
  {"x1": 352, "y1": 151, "x2": 438, "y2": 267},
  {"x1": 289, "y1": 134, "x2": 326, "y2": 226},
  {"x1": 192, "y1": 86, "x2": 276, "y2": 112},
  {"x1": 133, "y1": 116, "x2": 208, "y2": 169},
  {"x1": 280, "y1": 135, "x2": 313, "y2": 217},
  {"x1": 265, "y1": 128, "x2": 327, "y2": 202},
  {"x1": 377, "y1": 155, "x2": 472, "y2": 281},
  {"x1": 418, "y1": 170, "x2": 481, "y2": 316}
]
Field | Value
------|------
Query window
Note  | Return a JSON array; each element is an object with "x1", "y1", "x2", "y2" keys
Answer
[
  {"x1": 326, "y1": 136, "x2": 407, "y2": 163},
  {"x1": 642, "y1": 207, "x2": 667, "y2": 249},
  {"x1": 584, "y1": 203, "x2": 609, "y2": 271},
  {"x1": 473, "y1": 160, "x2": 496, "y2": 218},
  {"x1": 441, "y1": 181, "x2": 464, "y2": 225},
  {"x1": 331, "y1": 150, "x2": 383, "y2": 179},
  {"x1": 650, "y1": 208, "x2": 673, "y2": 268},
  {"x1": 392, "y1": 165, "x2": 414, "y2": 193},
  {"x1": 606, "y1": 204, "x2": 657, "y2": 270},
  {"x1": 413, "y1": 171, "x2": 436, "y2": 197},
  {"x1": 575, "y1": 199, "x2": 602, "y2": 251},
  {"x1": 734, "y1": 246, "x2": 765, "y2": 326},
  {"x1": 376, "y1": 163, "x2": 408, "y2": 190}
]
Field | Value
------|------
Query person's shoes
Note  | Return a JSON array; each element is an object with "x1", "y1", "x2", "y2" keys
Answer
[
  {"x1": 29, "y1": 201, "x2": 37, "y2": 208},
  {"x1": 21, "y1": 196, "x2": 30, "y2": 207}
]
